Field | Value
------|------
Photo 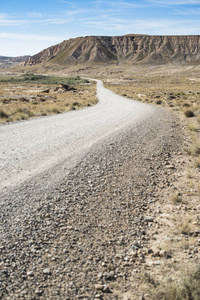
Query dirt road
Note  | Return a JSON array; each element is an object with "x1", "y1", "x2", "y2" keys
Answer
[
  {"x1": 0, "y1": 81, "x2": 181, "y2": 299},
  {"x1": 0, "y1": 80, "x2": 155, "y2": 191}
]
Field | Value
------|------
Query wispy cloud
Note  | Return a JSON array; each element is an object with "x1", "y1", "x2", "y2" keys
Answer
[
  {"x1": 27, "y1": 12, "x2": 43, "y2": 18},
  {"x1": 91, "y1": 0, "x2": 145, "y2": 8},
  {"x1": 80, "y1": 16, "x2": 200, "y2": 35},
  {"x1": 0, "y1": 32, "x2": 65, "y2": 42},
  {"x1": 149, "y1": 0, "x2": 200, "y2": 5},
  {"x1": 0, "y1": 15, "x2": 73, "y2": 26},
  {"x1": 176, "y1": 8, "x2": 200, "y2": 14},
  {"x1": 0, "y1": 18, "x2": 28, "y2": 26}
]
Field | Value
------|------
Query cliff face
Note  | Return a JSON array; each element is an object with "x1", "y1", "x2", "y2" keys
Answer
[{"x1": 23, "y1": 35, "x2": 200, "y2": 66}]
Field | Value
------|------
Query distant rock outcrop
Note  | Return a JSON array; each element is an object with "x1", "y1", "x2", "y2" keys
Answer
[
  {"x1": 0, "y1": 55, "x2": 30, "y2": 68},
  {"x1": 23, "y1": 35, "x2": 200, "y2": 66}
]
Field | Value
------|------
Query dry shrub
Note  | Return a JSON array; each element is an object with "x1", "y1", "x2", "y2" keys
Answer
[
  {"x1": 185, "y1": 110, "x2": 195, "y2": 118},
  {"x1": 186, "y1": 141, "x2": 200, "y2": 156},
  {"x1": 171, "y1": 193, "x2": 182, "y2": 204},
  {"x1": 154, "y1": 264, "x2": 200, "y2": 300},
  {"x1": 188, "y1": 123, "x2": 198, "y2": 131},
  {"x1": 0, "y1": 81, "x2": 97, "y2": 123}
]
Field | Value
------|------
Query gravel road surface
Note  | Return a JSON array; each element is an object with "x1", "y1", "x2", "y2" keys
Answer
[
  {"x1": 0, "y1": 80, "x2": 182, "y2": 299},
  {"x1": 0, "y1": 80, "x2": 154, "y2": 191}
]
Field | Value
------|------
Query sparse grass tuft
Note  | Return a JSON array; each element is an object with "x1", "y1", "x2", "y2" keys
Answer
[
  {"x1": 186, "y1": 140, "x2": 200, "y2": 156},
  {"x1": 171, "y1": 193, "x2": 182, "y2": 204},
  {"x1": 178, "y1": 221, "x2": 191, "y2": 235},
  {"x1": 195, "y1": 157, "x2": 200, "y2": 168},
  {"x1": 190, "y1": 141, "x2": 200, "y2": 156}
]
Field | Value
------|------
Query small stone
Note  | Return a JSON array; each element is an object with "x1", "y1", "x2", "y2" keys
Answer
[
  {"x1": 27, "y1": 271, "x2": 33, "y2": 276},
  {"x1": 103, "y1": 271, "x2": 115, "y2": 280},
  {"x1": 103, "y1": 285, "x2": 110, "y2": 293},
  {"x1": 97, "y1": 272, "x2": 103, "y2": 279},
  {"x1": 43, "y1": 268, "x2": 51, "y2": 275},
  {"x1": 154, "y1": 260, "x2": 161, "y2": 265},
  {"x1": 94, "y1": 284, "x2": 104, "y2": 291},
  {"x1": 144, "y1": 216, "x2": 154, "y2": 222},
  {"x1": 133, "y1": 241, "x2": 141, "y2": 249},
  {"x1": 151, "y1": 249, "x2": 160, "y2": 257},
  {"x1": 35, "y1": 289, "x2": 43, "y2": 295},
  {"x1": 159, "y1": 250, "x2": 167, "y2": 257},
  {"x1": 166, "y1": 165, "x2": 175, "y2": 169}
]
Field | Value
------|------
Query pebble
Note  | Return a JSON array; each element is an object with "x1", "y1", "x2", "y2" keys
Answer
[
  {"x1": 144, "y1": 217, "x2": 154, "y2": 222},
  {"x1": 43, "y1": 268, "x2": 51, "y2": 275},
  {"x1": 94, "y1": 284, "x2": 104, "y2": 291}
]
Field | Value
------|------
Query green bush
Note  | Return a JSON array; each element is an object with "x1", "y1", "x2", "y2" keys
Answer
[{"x1": 0, "y1": 74, "x2": 90, "y2": 85}]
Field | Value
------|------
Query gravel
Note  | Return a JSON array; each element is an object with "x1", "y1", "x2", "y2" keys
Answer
[{"x1": 0, "y1": 80, "x2": 182, "y2": 299}]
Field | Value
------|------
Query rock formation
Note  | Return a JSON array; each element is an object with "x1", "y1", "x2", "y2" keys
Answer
[{"x1": 23, "y1": 35, "x2": 200, "y2": 66}]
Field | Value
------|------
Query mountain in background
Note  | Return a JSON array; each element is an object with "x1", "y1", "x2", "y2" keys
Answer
[
  {"x1": 23, "y1": 35, "x2": 200, "y2": 67},
  {"x1": 0, "y1": 55, "x2": 30, "y2": 68}
]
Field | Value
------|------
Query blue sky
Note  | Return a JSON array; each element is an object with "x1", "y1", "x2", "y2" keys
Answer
[{"x1": 0, "y1": 0, "x2": 200, "y2": 57}]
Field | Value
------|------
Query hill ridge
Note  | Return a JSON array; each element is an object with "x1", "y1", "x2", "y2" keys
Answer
[{"x1": 23, "y1": 35, "x2": 200, "y2": 66}]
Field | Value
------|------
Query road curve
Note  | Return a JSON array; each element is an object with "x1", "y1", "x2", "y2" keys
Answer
[
  {"x1": 0, "y1": 79, "x2": 182, "y2": 299},
  {"x1": 0, "y1": 80, "x2": 155, "y2": 192}
]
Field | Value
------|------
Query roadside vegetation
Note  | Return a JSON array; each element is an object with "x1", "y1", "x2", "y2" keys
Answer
[
  {"x1": 0, "y1": 73, "x2": 97, "y2": 123},
  {"x1": 105, "y1": 72, "x2": 200, "y2": 299},
  {"x1": 0, "y1": 73, "x2": 89, "y2": 84}
]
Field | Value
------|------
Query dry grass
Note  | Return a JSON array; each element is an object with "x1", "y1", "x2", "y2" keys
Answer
[
  {"x1": 152, "y1": 263, "x2": 200, "y2": 300},
  {"x1": 104, "y1": 72, "x2": 200, "y2": 117},
  {"x1": 177, "y1": 220, "x2": 192, "y2": 235},
  {"x1": 171, "y1": 193, "x2": 182, "y2": 204},
  {"x1": 0, "y1": 79, "x2": 97, "y2": 123}
]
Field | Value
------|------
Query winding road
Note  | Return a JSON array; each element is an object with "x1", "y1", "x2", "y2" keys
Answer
[
  {"x1": 0, "y1": 80, "x2": 181, "y2": 299},
  {"x1": 0, "y1": 80, "x2": 154, "y2": 192}
]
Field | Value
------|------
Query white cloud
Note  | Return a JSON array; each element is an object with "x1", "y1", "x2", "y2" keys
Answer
[
  {"x1": 27, "y1": 12, "x2": 43, "y2": 18},
  {"x1": 149, "y1": 0, "x2": 200, "y2": 4},
  {"x1": 91, "y1": 0, "x2": 145, "y2": 8}
]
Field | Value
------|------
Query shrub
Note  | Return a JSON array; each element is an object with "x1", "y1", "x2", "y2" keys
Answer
[
  {"x1": 188, "y1": 123, "x2": 198, "y2": 131},
  {"x1": 183, "y1": 102, "x2": 190, "y2": 107},
  {"x1": 0, "y1": 109, "x2": 8, "y2": 118},
  {"x1": 154, "y1": 264, "x2": 200, "y2": 300},
  {"x1": 156, "y1": 99, "x2": 162, "y2": 104},
  {"x1": 185, "y1": 110, "x2": 195, "y2": 118},
  {"x1": 50, "y1": 107, "x2": 62, "y2": 114},
  {"x1": 191, "y1": 141, "x2": 200, "y2": 156}
]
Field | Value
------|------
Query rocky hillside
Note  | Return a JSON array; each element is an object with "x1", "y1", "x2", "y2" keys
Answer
[
  {"x1": 23, "y1": 35, "x2": 200, "y2": 66},
  {"x1": 0, "y1": 55, "x2": 30, "y2": 68}
]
